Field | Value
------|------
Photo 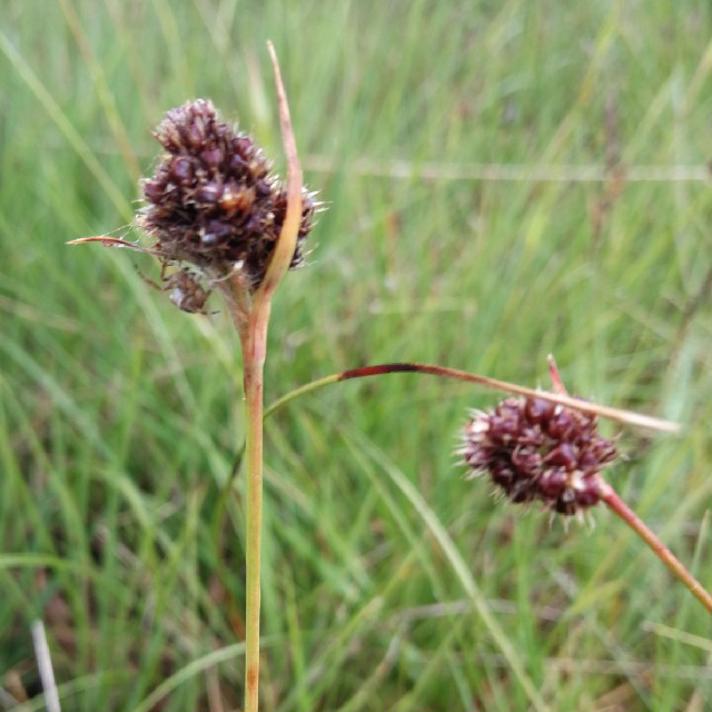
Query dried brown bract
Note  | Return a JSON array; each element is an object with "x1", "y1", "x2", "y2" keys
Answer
[
  {"x1": 137, "y1": 99, "x2": 317, "y2": 291},
  {"x1": 460, "y1": 397, "x2": 618, "y2": 515}
]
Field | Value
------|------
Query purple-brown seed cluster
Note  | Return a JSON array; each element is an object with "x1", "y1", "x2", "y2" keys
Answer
[
  {"x1": 460, "y1": 398, "x2": 618, "y2": 515},
  {"x1": 137, "y1": 99, "x2": 317, "y2": 289}
]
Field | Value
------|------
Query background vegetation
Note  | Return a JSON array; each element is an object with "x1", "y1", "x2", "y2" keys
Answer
[{"x1": 1, "y1": 1, "x2": 711, "y2": 710}]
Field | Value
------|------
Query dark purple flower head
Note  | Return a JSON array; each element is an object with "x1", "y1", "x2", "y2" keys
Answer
[
  {"x1": 460, "y1": 397, "x2": 618, "y2": 516},
  {"x1": 137, "y1": 99, "x2": 317, "y2": 290}
]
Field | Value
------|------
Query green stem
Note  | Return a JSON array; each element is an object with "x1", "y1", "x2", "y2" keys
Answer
[
  {"x1": 264, "y1": 373, "x2": 340, "y2": 419},
  {"x1": 241, "y1": 302, "x2": 270, "y2": 712}
]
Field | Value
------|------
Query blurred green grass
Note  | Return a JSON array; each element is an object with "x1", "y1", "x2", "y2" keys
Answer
[{"x1": 1, "y1": 1, "x2": 711, "y2": 710}]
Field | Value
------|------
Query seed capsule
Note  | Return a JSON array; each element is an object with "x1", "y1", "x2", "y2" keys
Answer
[{"x1": 220, "y1": 186, "x2": 255, "y2": 214}]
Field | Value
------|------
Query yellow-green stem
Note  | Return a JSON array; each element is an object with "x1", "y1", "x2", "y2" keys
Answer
[
  {"x1": 264, "y1": 373, "x2": 340, "y2": 419},
  {"x1": 241, "y1": 302, "x2": 270, "y2": 712},
  {"x1": 239, "y1": 41, "x2": 302, "y2": 712}
]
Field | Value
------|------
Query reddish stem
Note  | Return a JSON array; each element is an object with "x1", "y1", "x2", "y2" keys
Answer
[
  {"x1": 335, "y1": 362, "x2": 678, "y2": 433},
  {"x1": 547, "y1": 354, "x2": 567, "y2": 396},
  {"x1": 597, "y1": 479, "x2": 712, "y2": 614}
]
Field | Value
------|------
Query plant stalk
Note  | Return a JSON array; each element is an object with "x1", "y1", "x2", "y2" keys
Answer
[
  {"x1": 241, "y1": 301, "x2": 270, "y2": 712},
  {"x1": 598, "y1": 480, "x2": 712, "y2": 614},
  {"x1": 235, "y1": 41, "x2": 303, "y2": 712},
  {"x1": 264, "y1": 362, "x2": 679, "y2": 433}
]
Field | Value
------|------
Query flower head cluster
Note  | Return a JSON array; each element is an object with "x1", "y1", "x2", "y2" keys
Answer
[
  {"x1": 461, "y1": 397, "x2": 618, "y2": 515},
  {"x1": 137, "y1": 99, "x2": 317, "y2": 290}
]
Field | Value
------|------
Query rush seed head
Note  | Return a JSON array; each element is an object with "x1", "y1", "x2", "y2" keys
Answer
[
  {"x1": 137, "y1": 99, "x2": 317, "y2": 291},
  {"x1": 461, "y1": 397, "x2": 618, "y2": 515}
]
